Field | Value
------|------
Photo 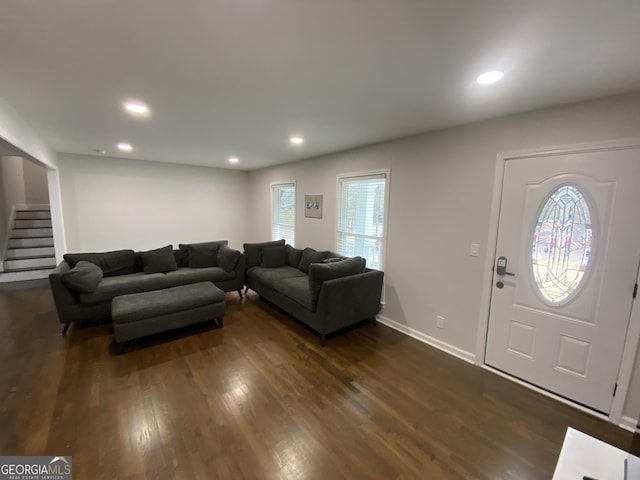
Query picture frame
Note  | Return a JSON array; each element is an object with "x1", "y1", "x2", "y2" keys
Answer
[{"x1": 304, "y1": 194, "x2": 323, "y2": 219}]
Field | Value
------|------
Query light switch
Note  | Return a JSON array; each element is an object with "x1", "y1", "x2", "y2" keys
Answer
[{"x1": 470, "y1": 243, "x2": 480, "y2": 257}]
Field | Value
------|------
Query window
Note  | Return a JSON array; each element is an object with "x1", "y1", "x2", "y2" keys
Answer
[
  {"x1": 337, "y1": 171, "x2": 389, "y2": 271},
  {"x1": 271, "y1": 182, "x2": 295, "y2": 245},
  {"x1": 531, "y1": 184, "x2": 594, "y2": 305}
]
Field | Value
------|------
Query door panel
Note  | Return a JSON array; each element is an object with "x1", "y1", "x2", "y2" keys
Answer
[{"x1": 485, "y1": 148, "x2": 640, "y2": 413}]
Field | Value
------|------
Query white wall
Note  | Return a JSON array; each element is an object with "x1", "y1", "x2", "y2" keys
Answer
[
  {"x1": 58, "y1": 154, "x2": 249, "y2": 252},
  {"x1": 248, "y1": 91, "x2": 640, "y2": 417},
  {"x1": 22, "y1": 157, "x2": 49, "y2": 204},
  {"x1": 0, "y1": 96, "x2": 57, "y2": 169},
  {"x1": 1, "y1": 156, "x2": 27, "y2": 220}
]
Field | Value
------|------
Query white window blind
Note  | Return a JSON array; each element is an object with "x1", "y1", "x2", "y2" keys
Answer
[
  {"x1": 337, "y1": 172, "x2": 388, "y2": 270},
  {"x1": 272, "y1": 183, "x2": 295, "y2": 246}
]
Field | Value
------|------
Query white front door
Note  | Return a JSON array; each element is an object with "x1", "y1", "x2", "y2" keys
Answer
[{"x1": 485, "y1": 147, "x2": 640, "y2": 413}]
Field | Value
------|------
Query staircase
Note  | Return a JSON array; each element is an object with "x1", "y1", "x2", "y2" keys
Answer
[{"x1": 1, "y1": 208, "x2": 56, "y2": 282}]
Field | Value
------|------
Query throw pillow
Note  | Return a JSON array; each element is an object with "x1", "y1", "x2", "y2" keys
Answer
[
  {"x1": 285, "y1": 245, "x2": 303, "y2": 267},
  {"x1": 179, "y1": 240, "x2": 228, "y2": 267},
  {"x1": 308, "y1": 256, "x2": 363, "y2": 306},
  {"x1": 140, "y1": 245, "x2": 177, "y2": 274},
  {"x1": 188, "y1": 243, "x2": 219, "y2": 268},
  {"x1": 63, "y1": 249, "x2": 136, "y2": 277},
  {"x1": 298, "y1": 248, "x2": 329, "y2": 273},
  {"x1": 218, "y1": 245, "x2": 241, "y2": 272},
  {"x1": 243, "y1": 239, "x2": 286, "y2": 269},
  {"x1": 322, "y1": 257, "x2": 343, "y2": 264},
  {"x1": 261, "y1": 245, "x2": 287, "y2": 268},
  {"x1": 61, "y1": 261, "x2": 103, "y2": 293}
]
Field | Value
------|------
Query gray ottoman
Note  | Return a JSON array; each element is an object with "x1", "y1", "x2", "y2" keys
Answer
[{"x1": 112, "y1": 281, "x2": 225, "y2": 351}]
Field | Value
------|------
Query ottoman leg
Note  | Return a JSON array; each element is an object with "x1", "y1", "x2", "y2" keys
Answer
[
  {"x1": 117, "y1": 342, "x2": 125, "y2": 355},
  {"x1": 217, "y1": 316, "x2": 224, "y2": 328},
  {"x1": 237, "y1": 289, "x2": 242, "y2": 298}
]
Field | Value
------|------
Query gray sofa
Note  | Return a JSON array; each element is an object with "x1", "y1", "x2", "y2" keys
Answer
[
  {"x1": 49, "y1": 240, "x2": 245, "y2": 335},
  {"x1": 244, "y1": 239, "x2": 384, "y2": 344}
]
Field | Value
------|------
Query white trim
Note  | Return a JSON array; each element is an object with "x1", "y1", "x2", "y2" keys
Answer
[
  {"x1": 0, "y1": 205, "x2": 17, "y2": 272},
  {"x1": 47, "y1": 166, "x2": 66, "y2": 263},
  {"x1": 610, "y1": 263, "x2": 640, "y2": 424},
  {"x1": 475, "y1": 137, "x2": 640, "y2": 426},
  {"x1": 619, "y1": 416, "x2": 638, "y2": 433},
  {"x1": 377, "y1": 314, "x2": 476, "y2": 364}
]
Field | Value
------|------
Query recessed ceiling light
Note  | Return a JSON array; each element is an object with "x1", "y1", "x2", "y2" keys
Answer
[
  {"x1": 476, "y1": 70, "x2": 504, "y2": 85},
  {"x1": 228, "y1": 157, "x2": 239, "y2": 164},
  {"x1": 117, "y1": 142, "x2": 133, "y2": 152},
  {"x1": 124, "y1": 102, "x2": 149, "y2": 115},
  {"x1": 290, "y1": 137, "x2": 304, "y2": 145}
]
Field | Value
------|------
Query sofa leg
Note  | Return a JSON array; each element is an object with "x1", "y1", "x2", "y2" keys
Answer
[
  {"x1": 217, "y1": 316, "x2": 224, "y2": 328},
  {"x1": 244, "y1": 285, "x2": 249, "y2": 295},
  {"x1": 117, "y1": 342, "x2": 125, "y2": 355},
  {"x1": 237, "y1": 289, "x2": 242, "y2": 299},
  {"x1": 371, "y1": 316, "x2": 377, "y2": 325},
  {"x1": 321, "y1": 334, "x2": 326, "y2": 347},
  {"x1": 61, "y1": 322, "x2": 71, "y2": 336}
]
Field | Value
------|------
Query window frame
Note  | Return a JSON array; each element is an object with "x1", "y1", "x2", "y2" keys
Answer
[
  {"x1": 335, "y1": 169, "x2": 391, "y2": 273},
  {"x1": 270, "y1": 181, "x2": 296, "y2": 246}
]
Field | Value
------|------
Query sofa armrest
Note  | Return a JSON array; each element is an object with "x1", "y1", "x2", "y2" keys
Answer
[
  {"x1": 315, "y1": 269, "x2": 384, "y2": 334},
  {"x1": 49, "y1": 261, "x2": 80, "y2": 324}
]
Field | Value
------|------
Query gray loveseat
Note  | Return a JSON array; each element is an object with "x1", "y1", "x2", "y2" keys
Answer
[
  {"x1": 244, "y1": 239, "x2": 384, "y2": 344},
  {"x1": 49, "y1": 240, "x2": 245, "y2": 334}
]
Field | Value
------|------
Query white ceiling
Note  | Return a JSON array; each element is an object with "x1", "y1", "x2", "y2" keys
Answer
[{"x1": 1, "y1": 1, "x2": 639, "y2": 171}]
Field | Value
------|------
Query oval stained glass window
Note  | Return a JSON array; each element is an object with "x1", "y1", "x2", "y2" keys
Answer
[{"x1": 531, "y1": 184, "x2": 594, "y2": 305}]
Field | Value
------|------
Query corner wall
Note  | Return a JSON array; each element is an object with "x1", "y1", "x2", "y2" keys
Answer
[
  {"x1": 57, "y1": 154, "x2": 249, "y2": 252},
  {"x1": 247, "y1": 91, "x2": 640, "y2": 418}
]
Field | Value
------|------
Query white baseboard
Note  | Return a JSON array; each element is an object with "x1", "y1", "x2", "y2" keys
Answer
[
  {"x1": 376, "y1": 314, "x2": 476, "y2": 364},
  {"x1": 619, "y1": 415, "x2": 639, "y2": 433}
]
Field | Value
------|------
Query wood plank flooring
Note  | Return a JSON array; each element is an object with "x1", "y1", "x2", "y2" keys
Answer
[{"x1": 1, "y1": 279, "x2": 639, "y2": 479}]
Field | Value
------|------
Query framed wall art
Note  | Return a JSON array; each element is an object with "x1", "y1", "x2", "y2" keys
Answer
[{"x1": 304, "y1": 194, "x2": 323, "y2": 219}]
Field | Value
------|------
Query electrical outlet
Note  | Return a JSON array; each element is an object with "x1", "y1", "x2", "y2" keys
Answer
[
  {"x1": 470, "y1": 243, "x2": 480, "y2": 257},
  {"x1": 436, "y1": 315, "x2": 445, "y2": 329}
]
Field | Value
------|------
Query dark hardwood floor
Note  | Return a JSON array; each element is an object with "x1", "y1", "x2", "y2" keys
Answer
[{"x1": 1, "y1": 280, "x2": 639, "y2": 479}]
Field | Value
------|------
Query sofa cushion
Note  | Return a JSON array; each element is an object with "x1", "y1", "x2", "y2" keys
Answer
[
  {"x1": 285, "y1": 245, "x2": 303, "y2": 268},
  {"x1": 244, "y1": 239, "x2": 286, "y2": 269},
  {"x1": 60, "y1": 261, "x2": 103, "y2": 293},
  {"x1": 139, "y1": 245, "x2": 178, "y2": 273},
  {"x1": 179, "y1": 240, "x2": 228, "y2": 267},
  {"x1": 261, "y1": 245, "x2": 287, "y2": 268},
  {"x1": 165, "y1": 267, "x2": 236, "y2": 287},
  {"x1": 64, "y1": 249, "x2": 137, "y2": 277},
  {"x1": 298, "y1": 248, "x2": 329, "y2": 273},
  {"x1": 308, "y1": 256, "x2": 364, "y2": 307},
  {"x1": 187, "y1": 243, "x2": 219, "y2": 268},
  {"x1": 78, "y1": 272, "x2": 169, "y2": 304},
  {"x1": 247, "y1": 265, "x2": 306, "y2": 285},
  {"x1": 217, "y1": 245, "x2": 241, "y2": 272},
  {"x1": 273, "y1": 276, "x2": 314, "y2": 311}
]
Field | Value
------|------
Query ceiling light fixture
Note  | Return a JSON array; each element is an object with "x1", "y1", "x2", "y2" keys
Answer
[
  {"x1": 124, "y1": 102, "x2": 149, "y2": 115},
  {"x1": 228, "y1": 157, "x2": 239, "y2": 164},
  {"x1": 117, "y1": 142, "x2": 133, "y2": 152},
  {"x1": 476, "y1": 70, "x2": 504, "y2": 85},
  {"x1": 290, "y1": 137, "x2": 304, "y2": 145}
]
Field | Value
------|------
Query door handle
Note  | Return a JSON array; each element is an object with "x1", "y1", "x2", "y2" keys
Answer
[{"x1": 496, "y1": 256, "x2": 516, "y2": 277}]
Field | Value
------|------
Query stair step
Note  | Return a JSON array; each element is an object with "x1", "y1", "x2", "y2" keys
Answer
[
  {"x1": 15, "y1": 210, "x2": 51, "y2": 220},
  {"x1": 9, "y1": 237, "x2": 54, "y2": 248},
  {"x1": 7, "y1": 246, "x2": 55, "y2": 258},
  {"x1": 4, "y1": 257, "x2": 56, "y2": 270},
  {"x1": 10, "y1": 227, "x2": 53, "y2": 238},
  {"x1": 13, "y1": 219, "x2": 52, "y2": 229},
  {"x1": 0, "y1": 268, "x2": 52, "y2": 282}
]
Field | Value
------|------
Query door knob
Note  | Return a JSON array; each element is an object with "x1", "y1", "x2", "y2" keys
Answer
[{"x1": 496, "y1": 256, "x2": 516, "y2": 277}]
